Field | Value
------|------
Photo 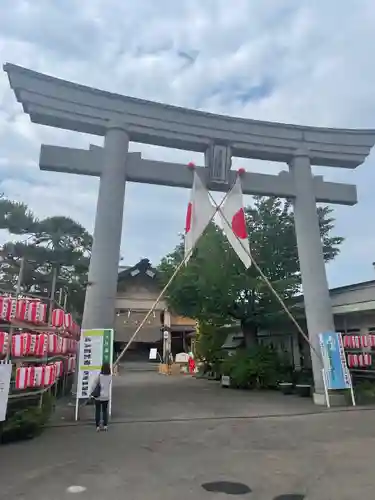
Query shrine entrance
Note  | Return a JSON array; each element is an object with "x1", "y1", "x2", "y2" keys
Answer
[{"x1": 4, "y1": 62, "x2": 375, "y2": 403}]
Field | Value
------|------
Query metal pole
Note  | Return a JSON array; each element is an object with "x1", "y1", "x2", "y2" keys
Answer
[
  {"x1": 6, "y1": 257, "x2": 25, "y2": 361},
  {"x1": 48, "y1": 267, "x2": 58, "y2": 323},
  {"x1": 63, "y1": 291, "x2": 68, "y2": 311}
]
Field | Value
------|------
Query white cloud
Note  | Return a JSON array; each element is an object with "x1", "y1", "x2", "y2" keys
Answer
[{"x1": 0, "y1": 0, "x2": 375, "y2": 287}]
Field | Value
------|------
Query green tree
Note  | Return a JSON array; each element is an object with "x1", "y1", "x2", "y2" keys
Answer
[
  {"x1": 0, "y1": 197, "x2": 92, "y2": 319},
  {"x1": 158, "y1": 196, "x2": 343, "y2": 346}
]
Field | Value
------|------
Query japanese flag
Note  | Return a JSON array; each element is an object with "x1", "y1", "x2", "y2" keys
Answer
[
  {"x1": 219, "y1": 176, "x2": 251, "y2": 268},
  {"x1": 184, "y1": 170, "x2": 216, "y2": 264}
]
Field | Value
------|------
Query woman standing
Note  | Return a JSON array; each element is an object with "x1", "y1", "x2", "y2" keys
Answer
[{"x1": 91, "y1": 362, "x2": 112, "y2": 432}]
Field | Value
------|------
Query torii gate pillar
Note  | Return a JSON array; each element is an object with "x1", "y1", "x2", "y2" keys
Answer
[{"x1": 82, "y1": 124, "x2": 129, "y2": 330}]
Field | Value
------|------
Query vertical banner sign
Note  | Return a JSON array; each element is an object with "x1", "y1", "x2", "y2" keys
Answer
[
  {"x1": 0, "y1": 362, "x2": 12, "y2": 422},
  {"x1": 77, "y1": 329, "x2": 114, "y2": 399},
  {"x1": 319, "y1": 331, "x2": 352, "y2": 390}
]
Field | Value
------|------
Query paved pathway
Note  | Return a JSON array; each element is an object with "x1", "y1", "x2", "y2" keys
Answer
[{"x1": 2, "y1": 369, "x2": 375, "y2": 499}]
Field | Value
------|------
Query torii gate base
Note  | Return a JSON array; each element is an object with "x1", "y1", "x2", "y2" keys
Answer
[{"x1": 4, "y1": 63, "x2": 375, "y2": 405}]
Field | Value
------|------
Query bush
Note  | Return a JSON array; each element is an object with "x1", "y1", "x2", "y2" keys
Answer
[
  {"x1": 195, "y1": 322, "x2": 228, "y2": 374},
  {"x1": 354, "y1": 380, "x2": 375, "y2": 404},
  {"x1": 0, "y1": 392, "x2": 55, "y2": 444},
  {"x1": 220, "y1": 345, "x2": 291, "y2": 390}
]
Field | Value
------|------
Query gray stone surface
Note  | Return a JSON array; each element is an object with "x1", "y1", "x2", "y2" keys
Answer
[{"x1": 2, "y1": 369, "x2": 375, "y2": 499}]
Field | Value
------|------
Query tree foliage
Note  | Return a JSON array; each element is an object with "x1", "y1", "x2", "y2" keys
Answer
[
  {"x1": 158, "y1": 196, "x2": 343, "y2": 345},
  {"x1": 0, "y1": 196, "x2": 92, "y2": 319}
]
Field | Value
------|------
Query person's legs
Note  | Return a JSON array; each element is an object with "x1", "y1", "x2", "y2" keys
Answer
[
  {"x1": 95, "y1": 400, "x2": 101, "y2": 429},
  {"x1": 101, "y1": 400, "x2": 109, "y2": 428}
]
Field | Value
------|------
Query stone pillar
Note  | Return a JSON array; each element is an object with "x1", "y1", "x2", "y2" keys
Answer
[
  {"x1": 82, "y1": 123, "x2": 129, "y2": 330},
  {"x1": 289, "y1": 149, "x2": 334, "y2": 405}
]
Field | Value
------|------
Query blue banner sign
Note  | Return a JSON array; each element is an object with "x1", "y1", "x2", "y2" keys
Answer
[{"x1": 319, "y1": 331, "x2": 352, "y2": 390}]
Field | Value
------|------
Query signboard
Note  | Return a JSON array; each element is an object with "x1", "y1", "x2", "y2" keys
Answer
[
  {"x1": 149, "y1": 348, "x2": 158, "y2": 360},
  {"x1": 319, "y1": 331, "x2": 352, "y2": 390},
  {"x1": 0, "y1": 362, "x2": 12, "y2": 422},
  {"x1": 77, "y1": 329, "x2": 114, "y2": 399}
]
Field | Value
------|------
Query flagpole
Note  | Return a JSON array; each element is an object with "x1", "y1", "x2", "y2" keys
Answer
[
  {"x1": 113, "y1": 168, "x2": 234, "y2": 368},
  {"x1": 208, "y1": 170, "x2": 323, "y2": 365}
]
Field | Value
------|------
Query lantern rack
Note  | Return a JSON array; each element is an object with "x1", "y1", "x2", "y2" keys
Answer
[{"x1": 0, "y1": 293, "x2": 80, "y2": 399}]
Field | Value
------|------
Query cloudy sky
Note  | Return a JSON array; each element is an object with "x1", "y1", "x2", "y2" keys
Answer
[{"x1": 0, "y1": 0, "x2": 375, "y2": 288}]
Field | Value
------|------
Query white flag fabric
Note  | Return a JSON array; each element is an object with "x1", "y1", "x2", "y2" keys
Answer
[
  {"x1": 184, "y1": 170, "x2": 216, "y2": 264},
  {"x1": 219, "y1": 176, "x2": 252, "y2": 268}
]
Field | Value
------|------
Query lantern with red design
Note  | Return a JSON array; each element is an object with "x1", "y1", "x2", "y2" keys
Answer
[
  {"x1": 16, "y1": 298, "x2": 30, "y2": 321},
  {"x1": 22, "y1": 333, "x2": 32, "y2": 356},
  {"x1": 7, "y1": 298, "x2": 17, "y2": 321},
  {"x1": 15, "y1": 367, "x2": 29, "y2": 389},
  {"x1": 55, "y1": 360, "x2": 64, "y2": 377},
  {"x1": 48, "y1": 334, "x2": 58, "y2": 355},
  {"x1": 42, "y1": 365, "x2": 55, "y2": 386},
  {"x1": 28, "y1": 366, "x2": 44, "y2": 388},
  {"x1": 51, "y1": 308, "x2": 64, "y2": 327},
  {"x1": 28, "y1": 334, "x2": 38, "y2": 356},
  {"x1": 0, "y1": 331, "x2": 8, "y2": 356},
  {"x1": 0, "y1": 296, "x2": 10, "y2": 320},
  {"x1": 12, "y1": 334, "x2": 25, "y2": 357},
  {"x1": 36, "y1": 334, "x2": 48, "y2": 357},
  {"x1": 36, "y1": 302, "x2": 47, "y2": 324},
  {"x1": 64, "y1": 313, "x2": 73, "y2": 332},
  {"x1": 26, "y1": 300, "x2": 41, "y2": 324}
]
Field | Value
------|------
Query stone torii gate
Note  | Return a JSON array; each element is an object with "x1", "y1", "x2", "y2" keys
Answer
[{"x1": 4, "y1": 62, "x2": 375, "y2": 404}]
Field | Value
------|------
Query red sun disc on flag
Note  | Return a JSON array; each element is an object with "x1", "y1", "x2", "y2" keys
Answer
[
  {"x1": 185, "y1": 202, "x2": 193, "y2": 233},
  {"x1": 232, "y1": 208, "x2": 247, "y2": 239}
]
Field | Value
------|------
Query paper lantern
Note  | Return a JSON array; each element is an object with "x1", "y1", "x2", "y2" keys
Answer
[
  {"x1": 48, "y1": 334, "x2": 58, "y2": 355},
  {"x1": 42, "y1": 365, "x2": 55, "y2": 386},
  {"x1": 35, "y1": 334, "x2": 48, "y2": 357},
  {"x1": 55, "y1": 360, "x2": 64, "y2": 377},
  {"x1": 12, "y1": 334, "x2": 25, "y2": 357},
  {"x1": 7, "y1": 298, "x2": 17, "y2": 321},
  {"x1": 343, "y1": 336, "x2": 352, "y2": 349},
  {"x1": 64, "y1": 313, "x2": 73, "y2": 331},
  {"x1": 28, "y1": 334, "x2": 38, "y2": 356},
  {"x1": 57, "y1": 336, "x2": 63, "y2": 354},
  {"x1": 26, "y1": 300, "x2": 41, "y2": 324},
  {"x1": 0, "y1": 296, "x2": 10, "y2": 320},
  {"x1": 22, "y1": 333, "x2": 32, "y2": 356},
  {"x1": 51, "y1": 308, "x2": 64, "y2": 327},
  {"x1": 36, "y1": 302, "x2": 47, "y2": 324},
  {"x1": 15, "y1": 367, "x2": 29, "y2": 389},
  {"x1": 62, "y1": 338, "x2": 68, "y2": 354},
  {"x1": 28, "y1": 366, "x2": 44, "y2": 388},
  {"x1": 364, "y1": 353, "x2": 372, "y2": 366},
  {"x1": 16, "y1": 298, "x2": 30, "y2": 321},
  {"x1": 0, "y1": 331, "x2": 9, "y2": 356}
]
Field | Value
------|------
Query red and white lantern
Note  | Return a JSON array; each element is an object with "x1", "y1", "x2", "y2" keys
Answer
[
  {"x1": 62, "y1": 337, "x2": 68, "y2": 354},
  {"x1": 7, "y1": 298, "x2": 17, "y2": 321},
  {"x1": 35, "y1": 302, "x2": 47, "y2": 324},
  {"x1": 0, "y1": 331, "x2": 8, "y2": 356},
  {"x1": 48, "y1": 334, "x2": 58, "y2": 355},
  {"x1": 28, "y1": 334, "x2": 38, "y2": 356},
  {"x1": 64, "y1": 313, "x2": 73, "y2": 332},
  {"x1": 51, "y1": 308, "x2": 64, "y2": 328},
  {"x1": 42, "y1": 365, "x2": 55, "y2": 386},
  {"x1": 12, "y1": 334, "x2": 25, "y2": 357},
  {"x1": 0, "y1": 296, "x2": 10, "y2": 320},
  {"x1": 15, "y1": 367, "x2": 29, "y2": 389},
  {"x1": 16, "y1": 298, "x2": 30, "y2": 321},
  {"x1": 55, "y1": 360, "x2": 64, "y2": 377},
  {"x1": 35, "y1": 334, "x2": 48, "y2": 357},
  {"x1": 28, "y1": 366, "x2": 44, "y2": 388}
]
